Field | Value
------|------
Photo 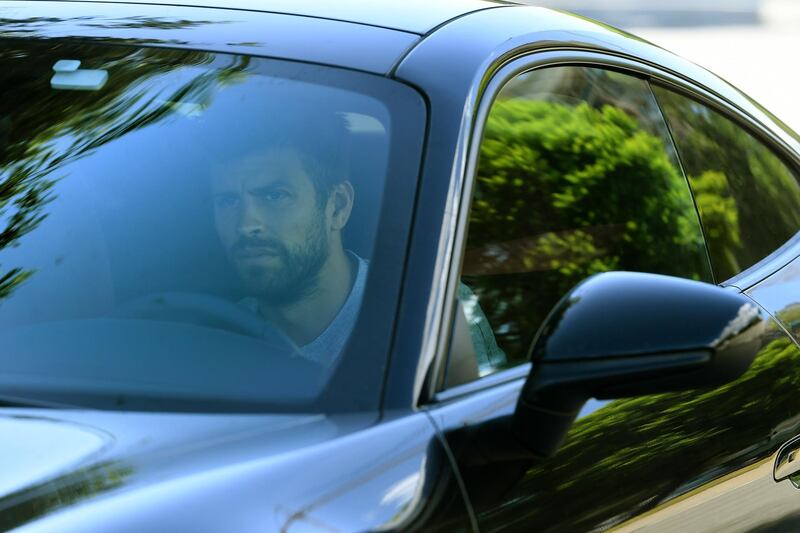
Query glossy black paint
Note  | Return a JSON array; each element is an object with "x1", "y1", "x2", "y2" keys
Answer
[
  {"x1": 62, "y1": 0, "x2": 503, "y2": 35},
  {"x1": 512, "y1": 272, "x2": 763, "y2": 457},
  {"x1": 0, "y1": 1, "x2": 420, "y2": 74},
  {"x1": 728, "y1": 232, "x2": 800, "y2": 291},
  {"x1": 0, "y1": 409, "x2": 473, "y2": 531},
  {"x1": 431, "y1": 312, "x2": 800, "y2": 531},
  {"x1": 746, "y1": 241, "x2": 800, "y2": 345},
  {"x1": 531, "y1": 272, "x2": 759, "y2": 364}
]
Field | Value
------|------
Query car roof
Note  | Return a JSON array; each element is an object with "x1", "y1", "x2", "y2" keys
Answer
[
  {"x1": 0, "y1": 0, "x2": 418, "y2": 73},
  {"x1": 52, "y1": 0, "x2": 509, "y2": 34}
]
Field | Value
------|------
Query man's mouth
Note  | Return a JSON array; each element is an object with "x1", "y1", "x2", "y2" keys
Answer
[{"x1": 235, "y1": 246, "x2": 281, "y2": 259}]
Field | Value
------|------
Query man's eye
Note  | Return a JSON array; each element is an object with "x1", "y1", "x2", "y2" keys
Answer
[
  {"x1": 215, "y1": 196, "x2": 239, "y2": 209},
  {"x1": 264, "y1": 190, "x2": 290, "y2": 201}
]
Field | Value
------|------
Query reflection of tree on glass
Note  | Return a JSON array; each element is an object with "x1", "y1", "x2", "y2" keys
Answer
[
  {"x1": 0, "y1": 42, "x2": 250, "y2": 300},
  {"x1": 464, "y1": 89, "x2": 711, "y2": 363},
  {"x1": 0, "y1": 15, "x2": 218, "y2": 37},
  {"x1": 653, "y1": 86, "x2": 800, "y2": 281}
]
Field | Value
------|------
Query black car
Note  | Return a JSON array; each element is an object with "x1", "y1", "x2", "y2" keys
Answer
[{"x1": 2, "y1": 1, "x2": 800, "y2": 531}]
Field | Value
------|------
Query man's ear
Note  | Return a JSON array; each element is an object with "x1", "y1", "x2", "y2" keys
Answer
[{"x1": 328, "y1": 180, "x2": 354, "y2": 231}]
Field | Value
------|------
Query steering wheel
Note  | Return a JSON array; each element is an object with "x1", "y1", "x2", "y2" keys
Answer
[{"x1": 112, "y1": 292, "x2": 295, "y2": 350}]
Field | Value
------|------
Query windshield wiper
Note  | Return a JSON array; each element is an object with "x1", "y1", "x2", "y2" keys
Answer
[{"x1": 0, "y1": 393, "x2": 75, "y2": 409}]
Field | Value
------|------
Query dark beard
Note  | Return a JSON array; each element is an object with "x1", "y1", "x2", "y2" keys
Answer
[{"x1": 234, "y1": 215, "x2": 329, "y2": 306}]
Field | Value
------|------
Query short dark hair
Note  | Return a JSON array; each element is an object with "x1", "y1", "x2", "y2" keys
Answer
[
  {"x1": 213, "y1": 110, "x2": 351, "y2": 209},
  {"x1": 270, "y1": 112, "x2": 350, "y2": 207}
]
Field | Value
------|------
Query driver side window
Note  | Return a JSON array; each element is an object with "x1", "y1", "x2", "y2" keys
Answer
[{"x1": 445, "y1": 66, "x2": 713, "y2": 386}]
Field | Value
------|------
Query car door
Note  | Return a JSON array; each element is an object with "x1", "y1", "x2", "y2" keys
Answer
[{"x1": 425, "y1": 54, "x2": 800, "y2": 532}]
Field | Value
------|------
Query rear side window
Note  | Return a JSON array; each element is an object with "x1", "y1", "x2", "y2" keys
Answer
[
  {"x1": 653, "y1": 86, "x2": 800, "y2": 281},
  {"x1": 449, "y1": 66, "x2": 712, "y2": 380}
]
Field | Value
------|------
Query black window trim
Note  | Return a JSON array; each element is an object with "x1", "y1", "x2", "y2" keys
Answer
[
  {"x1": 423, "y1": 48, "x2": 800, "y2": 405},
  {"x1": 433, "y1": 363, "x2": 530, "y2": 404}
]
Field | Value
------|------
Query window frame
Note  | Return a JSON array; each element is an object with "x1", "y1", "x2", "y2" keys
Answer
[{"x1": 426, "y1": 48, "x2": 800, "y2": 404}]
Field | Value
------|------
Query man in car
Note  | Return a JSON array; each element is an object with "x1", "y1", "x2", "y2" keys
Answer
[
  {"x1": 211, "y1": 115, "x2": 366, "y2": 369},
  {"x1": 212, "y1": 114, "x2": 505, "y2": 376}
]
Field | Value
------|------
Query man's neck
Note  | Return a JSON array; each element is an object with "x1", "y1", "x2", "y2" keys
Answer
[{"x1": 259, "y1": 247, "x2": 356, "y2": 346}]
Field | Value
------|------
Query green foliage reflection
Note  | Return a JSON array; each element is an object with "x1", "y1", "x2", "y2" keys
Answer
[
  {"x1": 0, "y1": 41, "x2": 249, "y2": 300},
  {"x1": 464, "y1": 98, "x2": 710, "y2": 361},
  {"x1": 476, "y1": 334, "x2": 800, "y2": 531},
  {"x1": 0, "y1": 460, "x2": 133, "y2": 530},
  {"x1": 653, "y1": 86, "x2": 800, "y2": 280}
]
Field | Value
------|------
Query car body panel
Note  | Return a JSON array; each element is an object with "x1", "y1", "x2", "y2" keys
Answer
[
  {"x1": 429, "y1": 310, "x2": 800, "y2": 531},
  {"x1": 0, "y1": 1, "x2": 420, "y2": 74},
  {"x1": 746, "y1": 252, "x2": 800, "y2": 346},
  {"x1": 0, "y1": 409, "x2": 473, "y2": 531},
  {"x1": 726, "y1": 234, "x2": 800, "y2": 291},
  {"x1": 0, "y1": 417, "x2": 110, "y2": 499},
  {"x1": 55, "y1": 0, "x2": 506, "y2": 35}
]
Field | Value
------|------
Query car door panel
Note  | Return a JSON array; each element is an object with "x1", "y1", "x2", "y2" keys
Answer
[
  {"x1": 2, "y1": 411, "x2": 474, "y2": 532},
  {"x1": 432, "y1": 306, "x2": 800, "y2": 531},
  {"x1": 746, "y1": 252, "x2": 800, "y2": 346}
]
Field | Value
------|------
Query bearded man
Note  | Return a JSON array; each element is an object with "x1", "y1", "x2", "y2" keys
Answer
[{"x1": 212, "y1": 122, "x2": 365, "y2": 368}]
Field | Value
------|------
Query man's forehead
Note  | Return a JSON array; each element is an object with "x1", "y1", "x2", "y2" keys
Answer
[{"x1": 212, "y1": 148, "x2": 311, "y2": 191}]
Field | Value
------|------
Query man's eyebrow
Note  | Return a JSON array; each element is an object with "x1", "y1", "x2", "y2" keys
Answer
[{"x1": 249, "y1": 180, "x2": 294, "y2": 193}]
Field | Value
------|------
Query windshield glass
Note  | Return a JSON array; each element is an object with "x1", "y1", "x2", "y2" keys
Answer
[{"x1": 0, "y1": 42, "x2": 425, "y2": 411}]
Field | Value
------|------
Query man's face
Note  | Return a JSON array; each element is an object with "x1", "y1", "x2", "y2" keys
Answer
[{"x1": 213, "y1": 148, "x2": 330, "y2": 305}]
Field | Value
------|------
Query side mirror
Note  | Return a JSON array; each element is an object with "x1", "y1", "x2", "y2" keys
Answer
[{"x1": 514, "y1": 271, "x2": 764, "y2": 458}]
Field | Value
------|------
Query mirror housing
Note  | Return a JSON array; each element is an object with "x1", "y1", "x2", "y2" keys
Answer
[{"x1": 514, "y1": 272, "x2": 764, "y2": 458}]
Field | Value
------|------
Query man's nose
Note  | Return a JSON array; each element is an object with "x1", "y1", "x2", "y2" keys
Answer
[{"x1": 236, "y1": 197, "x2": 266, "y2": 236}]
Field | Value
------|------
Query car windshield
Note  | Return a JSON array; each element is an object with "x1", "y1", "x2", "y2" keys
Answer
[{"x1": 0, "y1": 42, "x2": 425, "y2": 412}]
